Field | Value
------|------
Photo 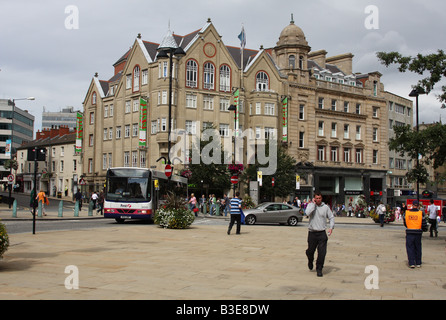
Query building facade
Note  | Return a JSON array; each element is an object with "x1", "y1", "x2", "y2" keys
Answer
[
  {"x1": 0, "y1": 99, "x2": 34, "y2": 181},
  {"x1": 16, "y1": 126, "x2": 82, "y2": 199},
  {"x1": 81, "y1": 18, "x2": 413, "y2": 206},
  {"x1": 42, "y1": 106, "x2": 80, "y2": 130}
]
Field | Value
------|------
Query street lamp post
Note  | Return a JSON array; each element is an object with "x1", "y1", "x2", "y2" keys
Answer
[
  {"x1": 156, "y1": 29, "x2": 185, "y2": 166},
  {"x1": 228, "y1": 104, "x2": 237, "y2": 197},
  {"x1": 409, "y1": 88, "x2": 424, "y2": 204}
]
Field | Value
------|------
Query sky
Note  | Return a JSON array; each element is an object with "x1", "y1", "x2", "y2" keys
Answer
[{"x1": 1, "y1": 0, "x2": 445, "y2": 134}]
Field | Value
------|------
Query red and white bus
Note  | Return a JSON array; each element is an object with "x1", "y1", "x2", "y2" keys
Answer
[{"x1": 104, "y1": 167, "x2": 188, "y2": 223}]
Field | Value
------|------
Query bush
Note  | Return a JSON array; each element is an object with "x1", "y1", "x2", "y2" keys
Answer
[
  {"x1": 0, "y1": 220, "x2": 9, "y2": 259},
  {"x1": 154, "y1": 192, "x2": 195, "y2": 229}
]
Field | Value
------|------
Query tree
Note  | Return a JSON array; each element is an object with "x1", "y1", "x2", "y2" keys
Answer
[
  {"x1": 389, "y1": 123, "x2": 446, "y2": 184},
  {"x1": 241, "y1": 141, "x2": 296, "y2": 200},
  {"x1": 376, "y1": 50, "x2": 446, "y2": 107}
]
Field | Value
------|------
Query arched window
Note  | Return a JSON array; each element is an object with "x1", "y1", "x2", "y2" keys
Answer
[
  {"x1": 219, "y1": 65, "x2": 231, "y2": 92},
  {"x1": 92, "y1": 92, "x2": 97, "y2": 105},
  {"x1": 256, "y1": 71, "x2": 269, "y2": 91},
  {"x1": 133, "y1": 65, "x2": 140, "y2": 92},
  {"x1": 289, "y1": 55, "x2": 296, "y2": 69},
  {"x1": 203, "y1": 62, "x2": 215, "y2": 90},
  {"x1": 299, "y1": 56, "x2": 304, "y2": 69},
  {"x1": 186, "y1": 59, "x2": 198, "y2": 88}
]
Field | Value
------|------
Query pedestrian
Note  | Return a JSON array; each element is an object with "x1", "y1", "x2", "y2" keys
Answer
[
  {"x1": 427, "y1": 199, "x2": 438, "y2": 238},
  {"x1": 36, "y1": 190, "x2": 48, "y2": 216},
  {"x1": 304, "y1": 191, "x2": 335, "y2": 277},
  {"x1": 403, "y1": 200, "x2": 427, "y2": 268},
  {"x1": 97, "y1": 191, "x2": 104, "y2": 215},
  {"x1": 227, "y1": 192, "x2": 242, "y2": 235},
  {"x1": 199, "y1": 194, "x2": 206, "y2": 214},
  {"x1": 188, "y1": 193, "x2": 197, "y2": 216},
  {"x1": 29, "y1": 189, "x2": 36, "y2": 214},
  {"x1": 376, "y1": 201, "x2": 386, "y2": 227},
  {"x1": 91, "y1": 191, "x2": 98, "y2": 210},
  {"x1": 75, "y1": 189, "x2": 83, "y2": 211},
  {"x1": 223, "y1": 193, "x2": 230, "y2": 217}
]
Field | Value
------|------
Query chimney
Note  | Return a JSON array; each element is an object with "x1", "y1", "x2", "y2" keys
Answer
[{"x1": 308, "y1": 50, "x2": 327, "y2": 69}]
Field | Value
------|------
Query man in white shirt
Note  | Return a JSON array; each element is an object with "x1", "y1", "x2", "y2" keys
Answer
[{"x1": 427, "y1": 199, "x2": 438, "y2": 238}]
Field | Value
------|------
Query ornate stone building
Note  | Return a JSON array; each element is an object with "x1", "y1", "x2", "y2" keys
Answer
[{"x1": 81, "y1": 17, "x2": 412, "y2": 206}]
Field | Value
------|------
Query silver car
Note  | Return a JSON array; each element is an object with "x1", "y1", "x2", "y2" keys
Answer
[{"x1": 243, "y1": 202, "x2": 303, "y2": 226}]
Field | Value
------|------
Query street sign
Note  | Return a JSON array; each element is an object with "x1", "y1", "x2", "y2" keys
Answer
[
  {"x1": 165, "y1": 164, "x2": 172, "y2": 178},
  {"x1": 79, "y1": 178, "x2": 86, "y2": 185},
  {"x1": 231, "y1": 176, "x2": 238, "y2": 184},
  {"x1": 7, "y1": 174, "x2": 14, "y2": 182}
]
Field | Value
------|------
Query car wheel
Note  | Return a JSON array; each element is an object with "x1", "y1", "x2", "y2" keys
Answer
[
  {"x1": 287, "y1": 216, "x2": 299, "y2": 226},
  {"x1": 245, "y1": 215, "x2": 256, "y2": 225}
]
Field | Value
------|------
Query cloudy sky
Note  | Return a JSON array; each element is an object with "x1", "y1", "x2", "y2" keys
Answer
[{"x1": 1, "y1": 0, "x2": 445, "y2": 134}]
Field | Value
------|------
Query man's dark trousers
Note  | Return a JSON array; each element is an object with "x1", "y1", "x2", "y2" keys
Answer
[
  {"x1": 406, "y1": 233, "x2": 422, "y2": 266},
  {"x1": 306, "y1": 230, "x2": 328, "y2": 271},
  {"x1": 228, "y1": 214, "x2": 241, "y2": 234}
]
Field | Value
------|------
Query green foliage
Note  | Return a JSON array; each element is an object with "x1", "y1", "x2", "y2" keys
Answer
[
  {"x1": 0, "y1": 220, "x2": 9, "y2": 259},
  {"x1": 154, "y1": 192, "x2": 195, "y2": 229},
  {"x1": 241, "y1": 195, "x2": 255, "y2": 209},
  {"x1": 389, "y1": 122, "x2": 446, "y2": 184},
  {"x1": 376, "y1": 50, "x2": 446, "y2": 107}
]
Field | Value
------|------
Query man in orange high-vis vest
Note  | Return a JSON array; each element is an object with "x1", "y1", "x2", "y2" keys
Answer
[{"x1": 403, "y1": 201, "x2": 427, "y2": 268}]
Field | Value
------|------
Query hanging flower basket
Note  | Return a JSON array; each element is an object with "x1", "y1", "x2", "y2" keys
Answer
[{"x1": 228, "y1": 164, "x2": 244, "y2": 175}]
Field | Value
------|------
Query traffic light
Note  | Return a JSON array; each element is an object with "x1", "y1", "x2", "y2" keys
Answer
[{"x1": 27, "y1": 147, "x2": 46, "y2": 161}]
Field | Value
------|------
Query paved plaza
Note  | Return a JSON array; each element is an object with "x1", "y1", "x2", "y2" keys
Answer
[{"x1": 1, "y1": 201, "x2": 445, "y2": 300}]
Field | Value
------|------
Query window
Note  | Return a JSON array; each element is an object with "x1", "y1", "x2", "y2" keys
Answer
[
  {"x1": 60, "y1": 160, "x2": 64, "y2": 172},
  {"x1": 73, "y1": 159, "x2": 77, "y2": 171},
  {"x1": 109, "y1": 104, "x2": 114, "y2": 117},
  {"x1": 264, "y1": 127, "x2": 275, "y2": 139},
  {"x1": 132, "y1": 151, "x2": 138, "y2": 167},
  {"x1": 299, "y1": 105, "x2": 305, "y2": 120},
  {"x1": 89, "y1": 134, "x2": 94, "y2": 146},
  {"x1": 373, "y1": 127, "x2": 378, "y2": 142},
  {"x1": 331, "y1": 147, "x2": 338, "y2": 162},
  {"x1": 356, "y1": 103, "x2": 361, "y2": 114},
  {"x1": 90, "y1": 112, "x2": 94, "y2": 124},
  {"x1": 331, "y1": 99, "x2": 337, "y2": 111},
  {"x1": 133, "y1": 65, "x2": 140, "y2": 92},
  {"x1": 116, "y1": 126, "x2": 121, "y2": 139},
  {"x1": 331, "y1": 123, "x2": 337, "y2": 138},
  {"x1": 299, "y1": 132, "x2": 304, "y2": 148},
  {"x1": 92, "y1": 92, "x2": 97, "y2": 105},
  {"x1": 108, "y1": 153, "x2": 112, "y2": 168},
  {"x1": 126, "y1": 74, "x2": 131, "y2": 89},
  {"x1": 264, "y1": 103, "x2": 275, "y2": 116},
  {"x1": 109, "y1": 127, "x2": 113, "y2": 140},
  {"x1": 203, "y1": 62, "x2": 215, "y2": 90},
  {"x1": 318, "y1": 98, "x2": 324, "y2": 109},
  {"x1": 299, "y1": 56, "x2": 304, "y2": 69},
  {"x1": 373, "y1": 150, "x2": 378, "y2": 164},
  {"x1": 124, "y1": 152, "x2": 130, "y2": 167},
  {"x1": 142, "y1": 69, "x2": 148, "y2": 85},
  {"x1": 344, "y1": 124, "x2": 349, "y2": 139},
  {"x1": 88, "y1": 159, "x2": 93, "y2": 173},
  {"x1": 219, "y1": 124, "x2": 229, "y2": 137},
  {"x1": 125, "y1": 100, "x2": 131, "y2": 113},
  {"x1": 185, "y1": 120, "x2": 197, "y2": 135},
  {"x1": 186, "y1": 60, "x2": 198, "y2": 88},
  {"x1": 133, "y1": 100, "x2": 139, "y2": 112},
  {"x1": 219, "y1": 65, "x2": 231, "y2": 92},
  {"x1": 104, "y1": 105, "x2": 108, "y2": 118},
  {"x1": 140, "y1": 151, "x2": 146, "y2": 168},
  {"x1": 186, "y1": 94, "x2": 197, "y2": 108},
  {"x1": 344, "y1": 101, "x2": 349, "y2": 113},
  {"x1": 151, "y1": 121, "x2": 157, "y2": 134},
  {"x1": 256, "y1": 71, "x2": 268, "y2": 91},
  {"x1": 355, "y1": 149, "x2": 363, "y2": 163},
  {"x1": 356, "y1": 126, "x2": 361, "y2": 140},
  {"x1": 373, "y1": 107, "x2": 378, "y2": 117},
  {"x1": 289, "y1": 55, "x2": 295, "y2": 68},
  {"x1": 318, "y1": 121, "x2": 324, "y2": 136},
  {"x1": 125, "y1": 125, "x2": 130, "y2": 138},
  {"x1": 203, "y1": 96, "x2": 214, "y2": 110},
  {"x1": 220, "y1": 98, "x2": 230, "y2": 111},
  {"x1": 103, "y1": 154, "x2": 107, "y2": 170},
  {"x1": 161, "y1": 118, "x2": 167, "y2": 131},
  {"x1": 103, "y1": 128, "x2": 108, "y2": 140},
  {"x1": 256, "y1": 102, "x2": 261, "y2": 115},
  {"x1": 132, "y1": 124, "x2": 138, "y2": 137},
  {"x1": 344, "y1": 148, "x2": 351, "y2": 163},
  {"x1": 318, "y1": 146, "x2": 325, "y2": 161}
]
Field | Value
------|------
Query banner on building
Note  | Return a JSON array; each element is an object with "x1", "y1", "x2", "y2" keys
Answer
[
  {"x1": 5, "y1": 139, "x2": 11, "y2": 158},
  {"x1": 75, "y1": 112, "x2": 83, "y2": 153},
  {"x1": 139, "y1": 97, "x2": 148, "y2": 147},
  {"x1": 282, "y1": 97, "x2": 288, "y2": 142}
]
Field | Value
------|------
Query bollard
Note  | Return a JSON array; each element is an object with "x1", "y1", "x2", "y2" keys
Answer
[
  {"x1": 38, "y1": 201, "x2": 43, "y2": 217},
  {"x1": 12, "y1": 199, "x2": 17, "y2": 218},
  {"x1": 58, "y1": 200, "x2": 63, "y2": 217},
  {"x1": 74, "y1": 200, "x2": 79, "y2": 217},
  {"x1": 215, "y1": 204, "x2": 220, "y2": 216},
  {"x1": 202, "y1": 203, "x2": 207, "y2": 215},
  {"x1": 88, "y1": 200, "x2": 93, "y2": 216}
]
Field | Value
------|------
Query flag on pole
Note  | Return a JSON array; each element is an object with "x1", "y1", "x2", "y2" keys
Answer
[
  {"x1": 233, "y1": 89, "x2": 240, "y2": 137},
  {"x1": 238, "y1": 26, "x2": 246, "y2": 52}
]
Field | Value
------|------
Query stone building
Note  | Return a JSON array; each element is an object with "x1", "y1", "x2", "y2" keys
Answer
[{"x1": 81, "y1": 17, "x2": 412, "y2": 206}]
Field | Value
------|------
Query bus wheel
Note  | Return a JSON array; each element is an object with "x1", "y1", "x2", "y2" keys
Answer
[{"x1": 115, "y1": 218, "x2": 125, "y2": 224}]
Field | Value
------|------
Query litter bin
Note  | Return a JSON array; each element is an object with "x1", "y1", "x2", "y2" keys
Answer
[{"x1": 57, "y1": 191, "x2": 62, "y2": 198}]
